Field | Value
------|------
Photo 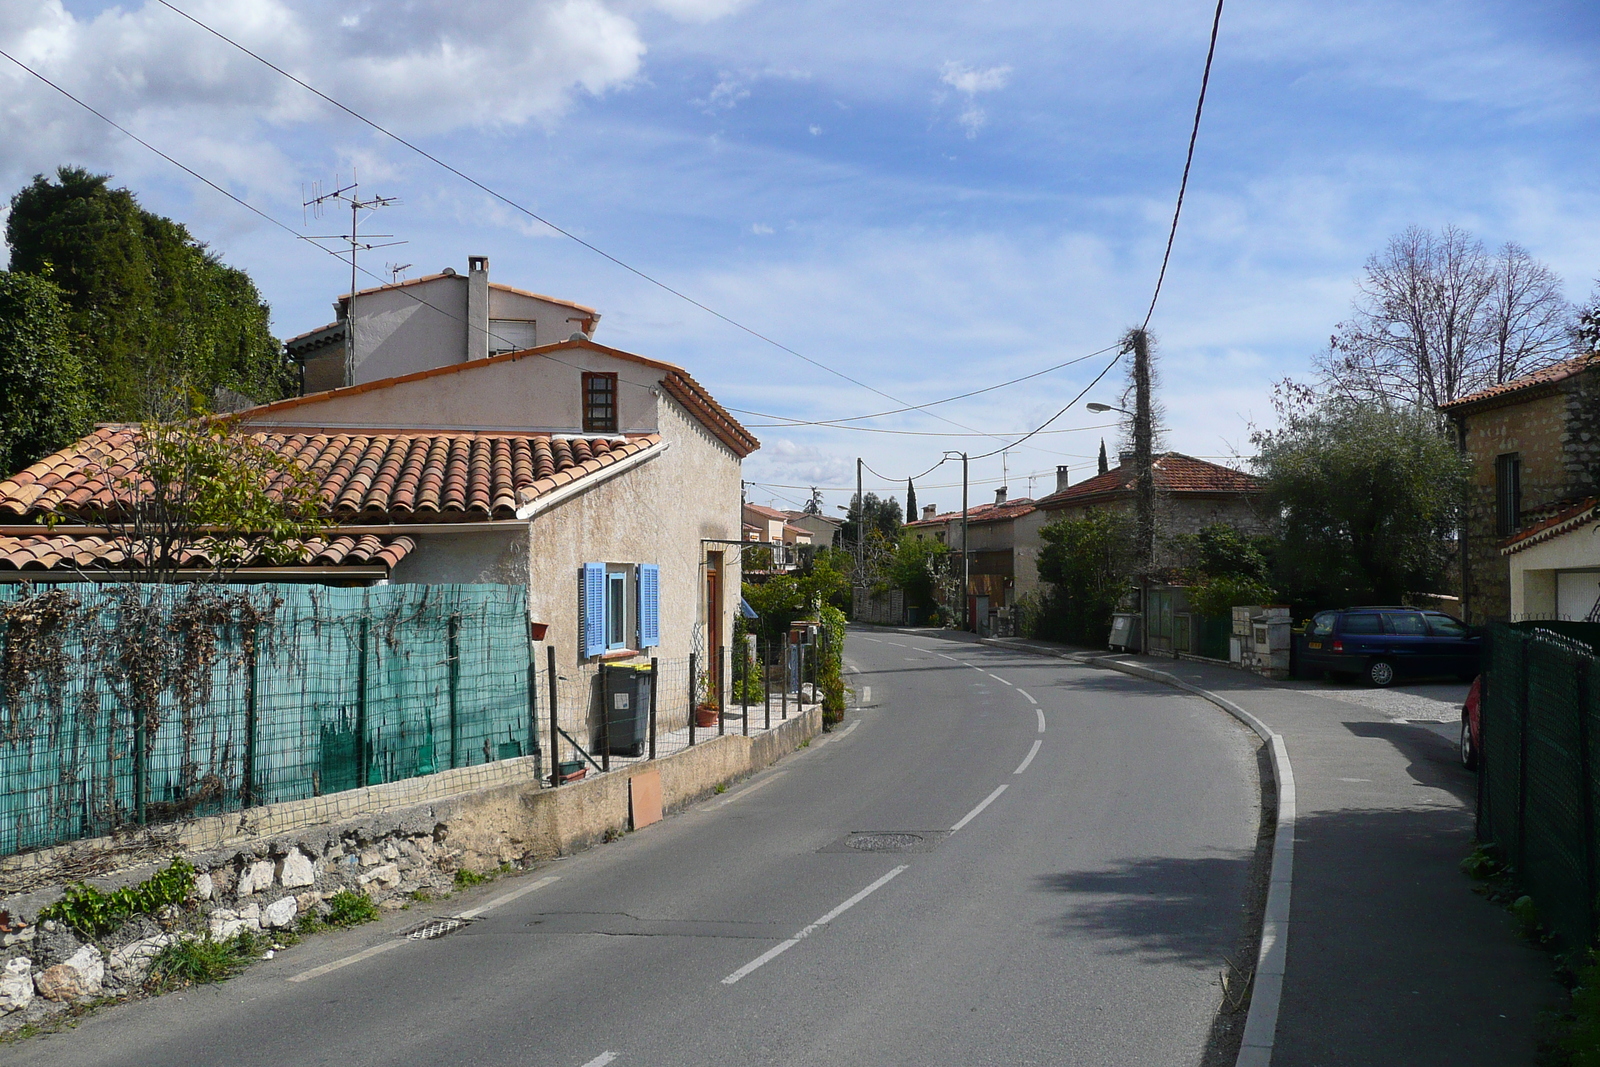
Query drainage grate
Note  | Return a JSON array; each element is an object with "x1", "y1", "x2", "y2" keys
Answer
[
  {"x1": 819, "y1": 830, "x2": 951, "y2": 854},
  {"x1": 397, "y1": 917, "x2": 471, "y2": 940}
]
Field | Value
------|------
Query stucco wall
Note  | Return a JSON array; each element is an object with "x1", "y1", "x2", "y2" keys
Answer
[
  {"x1": 1012, "y1": 507, "x2": 1048, "y2": 601},
  {"x1": 352, "y1": 275, "x2": 469, "y2": 384},
  {"x1": 389, "y1": 530, "x2": 527, "y2": 585},
  {"x1": 1507, "y1": 524, "x2": 1600, "y2": 618},
  {"x1": 524, "y1": 396, "x2": 742, "y2": 673},
  {"x1": 486, "y1": 288, "x2": 595, "y2": 349}
]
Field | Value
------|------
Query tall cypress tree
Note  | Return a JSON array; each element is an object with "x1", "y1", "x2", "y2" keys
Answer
[
  {"x1": 5, "y1": 167, "x2": 291, "y2": 420},
  {"x1": 1098, "y1": 438, "x2": 1109, "y2": 476},
  {"x1": 906, "y1": 479, "x2": 917, "y2": 521}
]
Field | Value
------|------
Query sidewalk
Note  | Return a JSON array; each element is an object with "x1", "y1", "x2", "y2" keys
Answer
[{"x1": 986, "y1": 637, "x2": 1561, "y2": 1066}]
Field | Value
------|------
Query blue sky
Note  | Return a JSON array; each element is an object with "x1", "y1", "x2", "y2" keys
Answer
[{"x1": 3, "y1": 0, "x2": 1598, "y2": 513}]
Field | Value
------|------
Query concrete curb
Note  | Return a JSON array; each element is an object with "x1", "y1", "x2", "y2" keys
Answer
[{"x1": 981, "y1": 639, "x2": 1294, "y2": 1067}]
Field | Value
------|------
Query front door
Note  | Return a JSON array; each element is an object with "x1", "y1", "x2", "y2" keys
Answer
[{"x1": 706, "y1": 552, "x2": 723, "y2": 697}]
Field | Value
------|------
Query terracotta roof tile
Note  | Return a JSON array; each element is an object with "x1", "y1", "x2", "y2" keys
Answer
[
  {"x1": 0, "y1": 533, "x2": 417, "y2": 573},
  {"x1": 0, "y1": 426, "x2": 662, "y2": 524},
  {"x1": 1035, "y1": 453, "x2": 1260, "y2": 509},
  {"x1": 1439, "y1": 355, "x2": 1599, "y2": 412},
  {"x1": 1501, "y1": 498, "x2": 1600, "y2": 555},
  {"x1": 905, "y1": 498, "x2": 1036, "y2": 527}
]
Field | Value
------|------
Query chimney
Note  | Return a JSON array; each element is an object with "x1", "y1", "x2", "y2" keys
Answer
[
  {"x1": 1055, "y1": 465, "x2": 1071, "y2": 494},
  {"x1": 466, "y1": 256, "x2": 490, "y2": 361},
  {"x1": 922, "y1": 504, "x2": 937, "y2": 521},
  {"x1": 1119, "y1": 451, "x2": 1134, "y2": 468},
  {"x1": 994, "y1": 486, "x2": 1008, "y2": 505}
]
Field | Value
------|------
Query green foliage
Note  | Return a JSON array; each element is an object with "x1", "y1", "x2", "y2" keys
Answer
[
  {"x1": 1034, "y1": 511, "x2": 1136, "y2": 646},
  {"x1": 1253, "y1": 397, "x2": 1466, "y2": 607},
  {"x1": 146, "y1": 932, "x2": 258, "y2": 990},
  {"x1": 39, "y1": 858, "x2": 195, "y2": 938},
  {"x1": 840, "y1": 492, "x2": 902, "y2": 552},
  {"x1": 886, "y1": 536, "x2": 947, "y2": 612},
  {"x1": 1560, "y1": 953, "x2": 1600, "y2": 1065},
  {"x1": 1511, "y1": 894, "x2": 1542, "y2": 940},
  {"x1": 5, "y1": 167, "x2": 291, "y2": 423},
  {"x1": 1187, "y1": 575, "x2": 1278, "y2": 619},
  {"x1": 0, "y1": 271, "x2": 91, "y2": 474},
  {"x1": 818, "y1": 603, "x2": 847, "y2": 724},
  {"x1": 324, "y1": 889, "x2": 380, "y2": 926},
  {"x1": 741, "y1": 548, "x2": 851, "y2": 648},
  {"x1": 453, "y1": 868, "x2": 491, "y2": 889}
]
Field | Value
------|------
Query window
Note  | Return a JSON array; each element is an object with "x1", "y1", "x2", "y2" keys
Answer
[
  {"x1": 1424, "y1": 613, "x2": 1468, "y2": 637},
  {"x1": 1383, "y1": 612, "x2": 1428, "y2": 635},
  {"x1": 1495, "y1": 453, "x2": 1521, "y2": 537},
  {"x1": 1310, "y1": 612, "x2": 1336, "y2": 637},
  {"x1": 488, "y1": 319, "x2": 537, "y2": 355},
  {"x1": 583, "y1": 372, "x2": 618, "y2": 433},
  {"x1": 581, "y1": 562, "x2": 660, "y2": 657},
  {"x1": 1341, "y1": 613, "x2": 1383, "y2": 635}
]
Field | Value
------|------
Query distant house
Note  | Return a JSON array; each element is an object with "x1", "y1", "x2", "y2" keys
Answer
[
  {"x1": 285, "y1": 256, "x2": 601, "y2": 393},
  {"x1": 783, "y1": 510, "x2": 842, "y2": 550},
  {"x1": 1013, "y1": 453, "x2": 1265, "y2": 603},
  {"x1": 903, "y1": 489, "x2": 1035, "y2": 632},
  {"x1": 0, "y1": 330, "x2": 758, "y2": 678},
  {"x1": 1438, "y1": 354, "x2": 1600, "y2": 624},
  {"x1": 742, "y1": 502, "x2": 812, "y2": 574}
]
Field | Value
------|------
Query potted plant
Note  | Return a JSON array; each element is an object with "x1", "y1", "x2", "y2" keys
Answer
[{"x1": 694, "y1": 665, "x2": 719, "y2": 727}]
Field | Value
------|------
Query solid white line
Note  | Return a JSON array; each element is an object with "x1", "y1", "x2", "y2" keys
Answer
[
  {"x1": 456, "y1": 875, "x2": 560, "y2": 920},
  {"x1": 1014, "y1": 739, "x2": 1042, "y2": 775},
  {"x1": 721, "y1": 865, "x2": 909, "y2": 985},
  {"x1": 1035, "y1": 708, "x2": 1047, "y2": 733},
  {"x1": 287, "y1": 940, "x2": 401, "y2": 983},
  {"x1": 711, "y1": 772, "x2": 786, "y2": 807},
  {"x1": 1017, "y1": 689, "x2": 1037, "y2": 704},
  {"x1": 950, "y1": 784, "x2": 1008, "y2": 832},
  {"x1": 579, "y1": 1053, "x2": 619, "y2": 1067}
]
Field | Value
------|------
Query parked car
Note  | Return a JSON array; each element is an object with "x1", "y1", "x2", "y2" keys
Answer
[
  {"x1": 1299, "y1": 607, "x2": 1482, "y2": 687},
  {"x1": 1460, "y1": 675, "x2": 1481, "y2": 770}
]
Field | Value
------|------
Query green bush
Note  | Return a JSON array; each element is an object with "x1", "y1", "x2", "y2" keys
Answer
[
  {"x1": 146, "y1": 932, "x2": 258, "y2": 990},
  {"x1": 818, "y1": 603, "x2": 847, "y2": 725},
  {"x1": 453, "y1": 868, "x2": 491, "y2": 889},
  {"x1": 324, "y1": 889, "x2": 380, "y2": 927},
  {"x1": 39, "y1": 857, "x2": 195, "y2": 938}
]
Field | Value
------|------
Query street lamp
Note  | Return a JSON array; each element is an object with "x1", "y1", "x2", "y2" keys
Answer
[{"x1": 1086, "y1": 402, "x2": 1132, "y2": 415}]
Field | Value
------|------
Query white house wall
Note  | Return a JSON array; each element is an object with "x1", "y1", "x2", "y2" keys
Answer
[
  {"x1": 1508, "y1": 524, "x2": 1600, "y2": 619},
  {"x1": 351, "y1": 276, "x2": 469, "y2": 384},
  {"x1": 389, "y1": 530, "x2": 528, "y2": 586}
]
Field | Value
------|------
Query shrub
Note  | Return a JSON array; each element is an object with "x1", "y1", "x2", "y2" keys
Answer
[
  {"x1": 324, "y1": 889, "x2": 380, "y2": 927},
  {"x1": 39, "y1": 857, "x2": 195, "y2": 938},
  {"x1": 146, "y1": 932, "x2": 258, "y2": 990}
]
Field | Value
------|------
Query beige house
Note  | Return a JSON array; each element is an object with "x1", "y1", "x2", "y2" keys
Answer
[
  {"x1": 286, "y1": 256, "x2": 602, "y2": 393},
  {"x1": 903, "y1": 489, "x2": 1036, "y2": 630},
  {"x1": 1439, "y1": 354, "x2": 1600, "y2": 624},
  {"x1": 1501, "y1": 500, "x2": 1600, "y2": 622},
  {"x1": 0, "y1": 336, "x2": 758, "y2": 679},
  {"x1": 783, "y1": 510, "x2": 841, "y2": 549}
]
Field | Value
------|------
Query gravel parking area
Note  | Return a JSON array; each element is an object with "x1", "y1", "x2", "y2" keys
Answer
[{"x1": 1279, "y1": 676, "x2": 1469, "y2": 721}]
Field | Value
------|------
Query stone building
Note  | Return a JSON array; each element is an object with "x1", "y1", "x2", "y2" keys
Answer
[{"x1": 1439, "y1": 354, "x2": 1600, "y2": 624}]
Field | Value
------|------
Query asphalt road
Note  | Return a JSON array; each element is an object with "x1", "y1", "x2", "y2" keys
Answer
[{"x1": 7, "y1": 630, "x2": 1260, "y2": 1067}]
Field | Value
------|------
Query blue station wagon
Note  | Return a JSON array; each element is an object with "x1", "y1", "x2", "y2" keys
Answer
[{"x1": 1299, "y1": 607, "x2": 1482, "y2": 687}]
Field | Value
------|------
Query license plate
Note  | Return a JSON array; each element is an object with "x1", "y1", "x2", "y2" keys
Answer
[{"x1": 1308, "y1": 642, "x2": 1321, "y2": 649}]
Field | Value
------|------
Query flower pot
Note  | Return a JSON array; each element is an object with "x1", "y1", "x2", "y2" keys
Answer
[
  {"x1": 694, "y1": 704, "x2": 719, "y2": 728},
  {"x1": 529, "y1": 621, "x2": 549, "y2": 641}
]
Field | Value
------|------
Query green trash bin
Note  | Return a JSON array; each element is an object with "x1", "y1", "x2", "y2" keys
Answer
[{"x1": 602, "y1": 664, "x2": 653, "y2": 757}]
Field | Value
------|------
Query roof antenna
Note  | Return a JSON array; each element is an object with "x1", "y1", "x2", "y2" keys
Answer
[{"x1": 303, "y1": 168, "x2": 405, "y2": 385}]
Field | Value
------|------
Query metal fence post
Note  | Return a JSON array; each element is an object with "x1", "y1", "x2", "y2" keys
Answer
[
  {"x1": 689, "y1": 650, "x2": 698, "y2": 748},
  {"x1": 649, "y1": 657, "x2": 659, "y2": 761},
  {"x1": 356, "y1": 615, "x2": 371, "y2": 788},
  {"x1": 781, "y1": 641, "x2": 788, "y2": 721},
  {"x1": 527, "y1": 628, "x2": 540, "y2": 774},
  {"x1": 601, "y1": 667, "x2": 612, "y2": 772},
  {"x1": 447, "y1": 613, "x2": 461, "y2": 769},
  {"x1": 1578, "y1": 657, "x2": 1595, "y2": 944},
  {"x1": 764, "y1": 639, "x2": 771, "y2": 731},
  {"x1": 243, "y1": 623, "x2": 259, "y2": 807},
  {"x1": 548, "y1": 645, "x2": 560, "y2": 786},
  {"x1": 740, "y1": 643, "x2": 749, "y2": 737},
  {"x1": 1517, "y1": 632, "x2": 1531, "y2": 875},
  {"x1": 718, "y1": 645, "x2": 727, "y2": 737}
]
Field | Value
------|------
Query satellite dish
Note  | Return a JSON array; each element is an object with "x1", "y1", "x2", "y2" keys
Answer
[{"x1": 569, "y1": 332, "x2": 587, "y2": 342}]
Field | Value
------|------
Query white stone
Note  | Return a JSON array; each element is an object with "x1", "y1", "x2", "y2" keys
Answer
[
  {"x1": 194, "y1": 872, "x2": 214, "y2": 901},
  {"x1": 277, "y1": 851, "x2": 315, "y2": 889},
  {"x1": 262, "y1": 897, "x2": 298, "y2": 929},
  {"x1": 357, "y1": 863, "x2": 400, "y2": 889},
  {"x1": 381, "y1": 843, "x2": 399, "y2": 861},
  {"x1": 0, "y1": 958, "x2": 33, "y2": 1012},
  {"x1": 238, "y1": 903, "x2": 262, "y2": 930},
  {"x1": 108, "y1": 936, "x2": 170, "y2": 985},
  {"x1": 359, "y1": 851, "x2": 381, "y2": 868},
  {"x1": 208, "y1": 909, "x2": 245, "y2": 940},
  {"x1": 34, "y1": 945, "x2": 102, "y2": 1001},
  {"x1": 242, "y1": 859, "x2": 274, "y2": 895},
  {"x1": 235, "y1": 866, "x2": 256, "y2": 897}
]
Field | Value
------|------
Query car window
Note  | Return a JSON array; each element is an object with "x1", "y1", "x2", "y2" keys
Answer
[
  {"x1": 1384, "y1": 612, "x2": 1428, "y2": 635},
  {"x1": 1340, "y1": 613, "x2": 1383, "y2": 635},
  {"x1": 1425, "y1": 613, "x2": 1469, "y2": 637},
  {"x1": 1310, "y1": 612, "x2": 1336, "y2": 637}
]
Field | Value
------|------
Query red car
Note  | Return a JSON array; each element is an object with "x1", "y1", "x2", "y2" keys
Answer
[{"x1": 1460, "y1": 675, "x2": 1481, "y2": 770}]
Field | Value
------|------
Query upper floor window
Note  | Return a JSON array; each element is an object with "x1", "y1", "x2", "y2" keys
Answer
[
  {"x1": 583, "y1": 372, "x2": 618, "y2": 433},
  {"x1": 1495, "y1": 453, "x2": 1521, "y2": 537}
]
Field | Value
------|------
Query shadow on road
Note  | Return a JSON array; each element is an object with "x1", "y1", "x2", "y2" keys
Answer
[{"x1": 1341, "y1": 719, "x2": 1474, "y2": 801}]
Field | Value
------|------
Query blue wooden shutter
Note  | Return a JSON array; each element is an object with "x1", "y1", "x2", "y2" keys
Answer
[
  {"x1": 637, "y1": 564, "x2": 660, "y2": 649},
  {"x1": 582, "y1": 563, "x2": 606, "y2": 657}
]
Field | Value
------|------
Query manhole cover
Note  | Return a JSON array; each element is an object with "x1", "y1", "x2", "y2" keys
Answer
[
  {"x1": 847, "y1": 833, "x2": 925, "y2": 852},
  {"x1": 397, "y1": 917, "x2": 470, "y2": 940}
]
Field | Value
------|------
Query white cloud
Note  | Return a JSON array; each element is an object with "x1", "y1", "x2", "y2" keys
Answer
[
  {"x1": 749, "y1": 222, "x2": 773, "y2": 234},
  {"x1": 937, "y1": 60, "x2": 1011, "y2": 138},
  {"x1": 808, "y1": 123, "x2": 822, "y2": 135}
]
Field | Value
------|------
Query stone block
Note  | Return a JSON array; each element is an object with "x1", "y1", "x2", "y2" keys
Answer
[
  {"x1": 359, "y1": 851, "x2": 381, "y2": 868},
  {"x1": 357, "y1": 863, "x2": 401, "y2": 890},
  {"x1": 262, "y1": 897, "x2": 298, "y2": 930},
  {"x1": 239, "y1": 903, "x2": 261, "y2": 930},
  {"x1": 108, "y1": 936, "x2": 170, "y2": 986},
  {"x1": 34, "y1": 945, "x2": 102, "y2": 1001},
  {"x1": 0, "y1": 958, "x2": 32, "y2": 1013},
  {"x1": 277, "y1": 850, "x2": 315, "y2": 889}
]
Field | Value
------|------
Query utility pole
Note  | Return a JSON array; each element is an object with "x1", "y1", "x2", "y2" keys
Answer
[
  {"x1": 1128, "y1": 328, "x2": 1155, "y2": 653},
  {"x1": 960, "y1": 452, "x2": 969, "y2": 631},
  {"x1": 303, "y1": 173, "x2": 402, "y2": 387},
  {"x1": 855, "y1": 458, "x2": 864, "y2": 584}
]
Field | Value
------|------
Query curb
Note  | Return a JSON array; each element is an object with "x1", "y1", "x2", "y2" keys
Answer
[{"x1": 981, "y1": 639, "x2": 1294, "y2": 1067}]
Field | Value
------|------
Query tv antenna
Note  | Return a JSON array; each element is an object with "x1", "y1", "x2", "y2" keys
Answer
[
  {"x1": 386, "y1": 262, "x2": 413, "y2": 285},
  {"x1": 302, "y1": 170, "x2": 404, "y2": 385}
]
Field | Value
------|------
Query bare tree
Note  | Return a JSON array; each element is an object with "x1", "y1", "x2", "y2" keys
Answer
[
  {"x1": 1318, "y1": 226, "x2": 1572, "y2": 408},
  {"x1": 1576, "y1": 279, "x2": 1600, "y2": 355}
]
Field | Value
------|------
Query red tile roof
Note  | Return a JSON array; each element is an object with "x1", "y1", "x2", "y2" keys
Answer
[
  {"x1": 1501, "y1": 498, "x2": 1600, "y2": 555},
  {"x1": 0, "y1": 426, "x2": 663, "y2": 523},
  {"x1": 1036, "y1": 453, "x2": 1259, "y2": 510},
  {"x1": 905, "y1": 498, "x2": 1036, "y2": 527},
  {"x1": 744, "y1": 503, "x2": 787, "y2": 522},
  {"x1": 1438, "y1": 355, "x2": 1598, "y2": 412},
  {"x1": 0, "y1": 532, "x2": 415, "y2": 573}
]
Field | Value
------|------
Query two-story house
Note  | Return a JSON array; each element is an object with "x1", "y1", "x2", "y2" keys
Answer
[
  {"x1": 1439, "y1": 353, "x2": 1600, "y2": 623},
  {"x1": 903, "y1": 488, "x2": 1036, "y2": 631}
]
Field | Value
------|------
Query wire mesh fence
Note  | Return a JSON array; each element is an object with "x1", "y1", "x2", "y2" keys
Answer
[
  {"x1": 1478, "y1": 623, "x2": 1600, "y2": 948},
  {"x1": 0, "y1": 583, "x2": 534, "y2": 858}
]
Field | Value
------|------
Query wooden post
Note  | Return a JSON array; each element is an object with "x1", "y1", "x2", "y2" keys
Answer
[
  {"x1": 649, "y1": 657, "x2": 659, "y2": 761},
  {"x1": 718, "y1": 645, "x2": 727, "y2": 737},
  {"x1": 688, "y1": 650, "x2": 698, "y2": 748},
  {"x1": 547, "y1": 645, "x2": 560, "y2": 786},
  {"x1": 447, "y1": 613, "x2": 461, "y2": 769}
]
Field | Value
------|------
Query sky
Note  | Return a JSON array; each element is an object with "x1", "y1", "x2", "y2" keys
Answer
[{"x1": 2, "y1": 0, "x2": 1598, "y2": 516}]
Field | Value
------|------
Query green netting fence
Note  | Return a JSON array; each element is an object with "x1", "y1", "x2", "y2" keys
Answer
[
  {"x1": 0, "y1": 583, "x2": 536, "y2": 858},
  {"x1": 1478, "y1": 623, "x2": 1600, "y2": 948}
]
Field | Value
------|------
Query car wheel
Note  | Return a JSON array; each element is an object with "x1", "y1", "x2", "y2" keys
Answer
[
  {"x1": 1460, "y1": 713, "x2": 1478, "y2": 770},
  {"x1": 1367, "y1": 659, "x2": 1397, "y2": 687}
]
